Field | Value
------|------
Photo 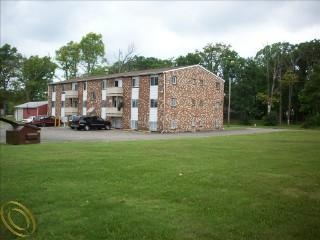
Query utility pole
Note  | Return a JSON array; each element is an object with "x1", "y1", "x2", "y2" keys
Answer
[{"x1": 228, "y1": 77, "x2": 231, "y2": 126}]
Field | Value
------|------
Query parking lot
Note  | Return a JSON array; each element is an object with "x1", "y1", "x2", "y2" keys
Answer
[{"x1": 0, "y1": 123, "x2": 285, "y2": 144}]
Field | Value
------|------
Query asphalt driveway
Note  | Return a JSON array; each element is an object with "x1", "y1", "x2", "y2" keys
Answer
[{"x1": 0, "y1": 123, "x2": 285, "y2": 143}]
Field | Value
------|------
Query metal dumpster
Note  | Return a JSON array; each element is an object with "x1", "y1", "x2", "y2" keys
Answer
[{"x1": 0, "y1": 117, "x2": 41, "y2": 145}]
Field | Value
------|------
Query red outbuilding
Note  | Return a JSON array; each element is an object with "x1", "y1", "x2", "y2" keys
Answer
[{"x1": 15, "y1": 101, "x2": 48, "y2": 121}]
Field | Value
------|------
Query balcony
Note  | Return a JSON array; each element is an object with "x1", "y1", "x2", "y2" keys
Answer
[
  {"x1": 106, "y1": 87, "x2": 123, "y2": 96},
  {"x1": 106, "y1": 107, "x2": 123, "y2": 117},
  {"x1": 64, "y1": 107, "x2": 78, "y2": 115},
  {"x1": 64, "y1": 90, "x2": 78, "y2": 98}
]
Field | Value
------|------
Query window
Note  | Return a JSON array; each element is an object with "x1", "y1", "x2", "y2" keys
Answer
[
  {"x1": 150, "y1": 76, "x2": 158, "y2": 86},
  {"x1": 170, "y1": 76, "x2": 177, "y2": 85},
  {"x1": 170, "y1": 120, "x2": 177, "y2": 129},
  {"x1": 216, "y1": 82, "x2": 221, "y2": 91},
  {"x1": 61, "y1": 101, "x2": 65, "y2": 108},
  {"x1": 71, "y1": 99, "x2": 78, "y2": 108},
  {"x1": 102, "y1": 80, "x2": 107, "y2": 89},
  {"x1": 83, "y1": 82, "x2": 87, "y2": 91},
  {"x1": 51, "y1": 101, "x2": 55, "y2": 108},
  {"x1": 114, "y1": 79, "x2": 122, "y2": 87},
  {"x1": 199, "y1": 79, "x2": 204, "y2": 86},
  {"x1": 192, "y1": 78, "x2": 196, "y2": 85},
  {"x1": 150, "y1": 99, "x2": 158, "y2": 108},
  {"x1": 83, "y1": 100, "x2": 87, "y2": 108},
  {"x1": 131, "y1": 120, "x2": 138, "y2": 130},
  {"x1": 89, "y1": 92, "x2": 96, "y2": 101},
  {"x1": 191, "y1": 99, "x2": 196, "y2": 107},
  {"x1": 62, "y1": 84, "x2": 65, "y2": 91},
  {"x1": 149, "y1": 122, "x2": 158, "y2": 131},
  {"x1": 214, "y1": 101, "x2": 222, "y2": 110},
  {"x1": 101, "y1": 100, "x2": 107, "y2": 108},
  {"x1": 170, "y1": 98, "x2": 177, "y2": 107},
  {"x1": 132, "y1": 77, "x2": 139, "y2": 88},
  {"x1": 132, "y1": 99, "x2": 139, "y2": 108},
  {"x1": 52, "y1": 85, "x2": 56, "y2": 92},
  {"x1": 72, "y1": 82, "x2": 78, "y2": 91},
  {"x1": 191, "y1": 118, "x2": 196, "y2": 127}
]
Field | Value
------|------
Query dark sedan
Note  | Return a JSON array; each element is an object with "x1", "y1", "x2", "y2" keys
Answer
[{"x1": 71, "y1": 116, "x2": 111, "y2": 130}]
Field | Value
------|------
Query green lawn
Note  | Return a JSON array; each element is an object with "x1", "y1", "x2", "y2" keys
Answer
[{"x1": 1, "y1": 131, "x2": 320, "y2": 239}]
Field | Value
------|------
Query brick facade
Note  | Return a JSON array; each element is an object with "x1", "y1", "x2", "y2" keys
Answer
[
  {"x1": 48, "y1": 65, "x2": 224, "y2": 132},
  {"x1": 122, "y1": 77, "x2": 132, "y2": 129}
]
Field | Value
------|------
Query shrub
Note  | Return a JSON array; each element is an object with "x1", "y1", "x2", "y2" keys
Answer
[
  {"x1": 302, "y1": 113, "x2": 320, "y2": 128},
  {"x1": 263, "y1": 112, "x2": 278, "y2": 126}
]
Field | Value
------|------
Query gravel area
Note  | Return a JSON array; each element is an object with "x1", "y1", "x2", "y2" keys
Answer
[{"x1": 0, "y1": 123, "x2": 285, "y2": 144}]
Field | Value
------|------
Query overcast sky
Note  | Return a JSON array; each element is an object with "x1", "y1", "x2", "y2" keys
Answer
[{"x1": 1, "y1": 0, "x2": 320, "y2": 64}]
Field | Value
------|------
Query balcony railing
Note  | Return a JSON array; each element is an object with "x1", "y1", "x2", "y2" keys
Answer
[
  {"x1": 64, "y1": 107, "x2": 78, "y2": 115},
  {"x1": 106, "y1": 87, "x2": 123, "y2": 96},
  {"x1": 106, "y1": 107, "x2": 123, "y2": 117},
  {"x1": 64, "y1": 90, "x2": 78, "y2": 98}
]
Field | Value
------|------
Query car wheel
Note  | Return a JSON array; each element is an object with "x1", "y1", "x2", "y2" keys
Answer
[{"x1": 84, "y1": 125, "x2": 90, "y2": 131}]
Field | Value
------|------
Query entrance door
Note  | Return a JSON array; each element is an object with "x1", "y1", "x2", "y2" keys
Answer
[{"x1": 112, "y1": 117, "x2": 122, "y2": 129}]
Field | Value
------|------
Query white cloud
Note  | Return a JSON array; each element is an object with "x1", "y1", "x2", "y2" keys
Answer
[{"x1": 1, "y1": 0, "x2": 319, "y2": 64}]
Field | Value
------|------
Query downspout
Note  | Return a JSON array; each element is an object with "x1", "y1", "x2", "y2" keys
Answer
[{"x1": 163, "y1": 73, "x2": 166, "y2": 131}]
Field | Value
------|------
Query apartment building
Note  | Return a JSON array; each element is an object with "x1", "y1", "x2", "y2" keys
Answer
[{"x1": 48, "y1": 65, "x2": 224, "y2": 132}]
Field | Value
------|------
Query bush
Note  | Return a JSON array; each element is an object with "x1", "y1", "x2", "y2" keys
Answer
[
  {"x1": 240, "y1": 115, "x2": 253, "y2": 125},
  {"x1": 302, "y1": 114, "x2": 320, "y2": 128},
  {"x1": 263, "y1": 112, "x2": 278, "y2": 126}
]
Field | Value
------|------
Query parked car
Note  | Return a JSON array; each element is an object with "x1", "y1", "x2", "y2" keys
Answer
[
  {"x1": 69, "y1": 115, "x2": 81, "y2": 129},
  {"x1": 72, "y1": 116, "x2": 111, "y2": 130},
  {"x1": 31, "y1": 116, "x2": 60, "y2": 127},
  {"x1": 22, "y1": 116, "x2": 36, "y2": 123}
]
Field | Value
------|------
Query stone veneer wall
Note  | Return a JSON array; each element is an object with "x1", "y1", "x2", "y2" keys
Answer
[
  {"x1": 138, "y1": 75, "x2": 150, "y2": 130},
  {"x1": 157, "y1": 74, "x2": 165, "y2": 132},
  {"x1": 162, "y1": 65, "x2": 224, "y2": 132},
  {"x1": 55, "y1": 84, "x2": 62, "y2": 117},
  {"x1": 122, "y1": 77, "x2": 132, "y2": 129},
  {"x1": 78, "y1": 81, "x2": 84, "y2": 114},
  {"x1": 47, "y1": 85, "x2": 52, "y2": 115},
  {"x1": 87, "y1": 80, "x2": 102, "y2": 116}
]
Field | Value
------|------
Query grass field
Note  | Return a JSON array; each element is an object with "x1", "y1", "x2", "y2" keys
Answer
[{"x1": 1, "y1": 130, "x2": 320, "y2": 239}]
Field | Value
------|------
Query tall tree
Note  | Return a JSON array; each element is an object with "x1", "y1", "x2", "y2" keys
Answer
[
  {"x1": 80, "y1": 32, "x2": 105, "y2": 74},
  {"x1": 299, "y1": 63, "x2": 320, "y2": 118},
  {"x1": 0, "y1": 44, "x2": 22, "y2": 115},
  {"x1": 56, "y1": 41, "x2": 81, "y2": 80},
  {"x1": 108, "y1": 55, "x2": 173, "y2": 74},
  {"x1": 175, "y1": 52, "x2": 201, "y2": 66},
  {"x1": 255, "y1": 42, "x2": 294, "y2": 120},
  {"x1": 20, "y1": 56, "x2": 57, "y2": 101}
]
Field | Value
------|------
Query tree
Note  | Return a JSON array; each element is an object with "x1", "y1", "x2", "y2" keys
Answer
[
  {"x1": 56, "y1": 41, "x2": 81, "y2": 80},
  {"x1": 80, "y1": 32, "x2": 105, "y2": 74},
  {"x1": 255, "y1": 42, "x2": 295, "y2": 122},
  {"x1": 0, "y1": 44, "x2": 23, "y2": 115},
  {"x1": 232, "y1": 58, "x2": 265, "y2": 123},
  {"x1": 282, "y1": 70, "x2": 298, "y2": 124},
  {"x1": 300, "y1": 64, "x2": 320, "y2": 117},
  {"x1": 108, "y1": 55, "x2": 173, "y2": 74},
  {"x1": 175, "y1": 52, "x2": 201, "y2": 66},
  {"x1": 20, "y1": 56, "x2": 57, "y2": 101}
]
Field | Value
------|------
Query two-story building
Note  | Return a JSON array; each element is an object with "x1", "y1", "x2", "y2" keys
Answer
[{"x1": 48, "y1": 65, "x2": 224, "y2": 132}]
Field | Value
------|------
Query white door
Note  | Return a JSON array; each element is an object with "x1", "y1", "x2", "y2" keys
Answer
[
  {"x1": 112, "y1": 118, "x2": 122, "y2": 128},
  {"x1": 15, "y1": 109, "x2": 23, "y2": 121}
]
